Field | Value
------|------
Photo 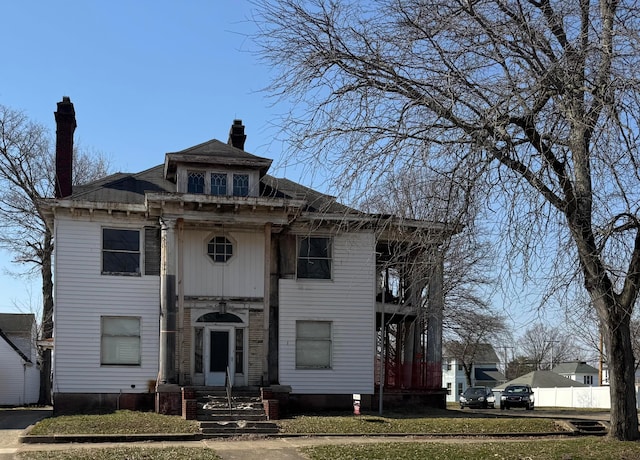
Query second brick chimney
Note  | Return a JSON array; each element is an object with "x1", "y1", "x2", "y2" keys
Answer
[
  {"x1": 54, "y1": 97, "x2": 76, "y2": 199},
  {"x1": 228, "y1": 119, "x2": 246, "y2": 150}
]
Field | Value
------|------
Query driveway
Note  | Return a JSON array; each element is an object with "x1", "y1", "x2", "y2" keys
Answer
[{"x1": 0, "y1": 408, "x2": 51, "y2": 459}]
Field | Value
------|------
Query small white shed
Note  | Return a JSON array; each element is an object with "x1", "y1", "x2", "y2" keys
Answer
[{"x1": 0, "y1": 314, "x2": 40, "y2": 405}]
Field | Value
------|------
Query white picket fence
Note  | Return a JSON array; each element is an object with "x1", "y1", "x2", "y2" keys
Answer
[{"x1": 494, "y1": 386, "x2": 640, "y2": 409}]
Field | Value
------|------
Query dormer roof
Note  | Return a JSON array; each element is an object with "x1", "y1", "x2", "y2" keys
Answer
[{"x1": 164, "y1": 138, "x2": 272, "y2": 181}]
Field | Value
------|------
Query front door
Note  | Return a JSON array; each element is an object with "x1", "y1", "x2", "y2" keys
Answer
[{"x1": 205, "y1": 327, "x2": 234, "y2": 386}]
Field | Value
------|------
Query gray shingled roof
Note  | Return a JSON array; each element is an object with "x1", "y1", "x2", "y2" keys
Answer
[
  {"x1": 67, "y1": 165, "x2": 354, "y2": 214},
  {"x1": 552, "y1": 361, "x2": 599, "y2": 375},
  {"x1": 0, "y1": 313, "x2": 34, "y2": 363},
  {"x1": 164, "y1": 139, "x2": 272, "y2": 179},
  {"x1": 0, "y1": 313, "x2": 35, "y2": 335},
  {"x1": 70, "y1": 165, "x2": 174, "y2": 205},
  {"x1": 493, "y1": 370, "x2": 588, "y2": 389},
  {"x1": 443, "y1": 343, "x2": 500, "y2": 364}
]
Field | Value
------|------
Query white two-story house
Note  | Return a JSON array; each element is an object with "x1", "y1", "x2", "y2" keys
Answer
[
  {"x1": 442, "y1": 343, "x2": 505, "y2": 403},
  {"x1": 44, "y1": 97, "x2": 452, "y2": 414}
]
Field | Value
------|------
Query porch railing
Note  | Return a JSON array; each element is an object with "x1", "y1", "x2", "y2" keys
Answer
[{"x1": 225, "y1": 365, "x2": 233, "y2": 414}]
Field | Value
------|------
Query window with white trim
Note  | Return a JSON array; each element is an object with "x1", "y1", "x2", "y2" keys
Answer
[
  {"x1": 102, "y1": 228, "x2": 140, "y2": 275},
  {"x1": 296, "y1": 320, "x2": 332, "y2": 369},
  {"x1": 297, "y1": 236, "x2": 332, "y2": 279},
  {"x1": 207, "y1": 236, "x2": 233, "y2": 262},
  {"x1": 101, "y1": 316, "x2": 141, "y2": 365}
]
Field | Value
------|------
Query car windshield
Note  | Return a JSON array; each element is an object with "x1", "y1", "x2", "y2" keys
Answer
[
  {"x1": 505, "y1": 386, "x2": 528, "y2": 394},
  {"x1": 464, "y1": 387, "x2": 486, "y2": 396}
]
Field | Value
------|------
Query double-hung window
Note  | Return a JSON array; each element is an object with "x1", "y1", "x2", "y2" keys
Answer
[
  {"x1": 101, "y1": 316, "x2": 141, "y2": 365},
  {"x1": 297, "y1": 237, "x2": 332, "y2": 279},
  {"x1": 102, "y1": 228, "x2": 140, "y2": 275},
  {"x1": 296, "y1": 321, "x2": 332, "y2": 369}
]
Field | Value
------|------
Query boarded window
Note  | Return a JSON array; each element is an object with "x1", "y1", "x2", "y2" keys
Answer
[
  {"x1": 144, "y1": 227, "x2": 160, "y2": 276},
  {"x1": 296, "y1": 321, "x2": 331, "y2": 369},
  {"x1": 101, "y1": 316, "x2": 141, "y2": 365}
]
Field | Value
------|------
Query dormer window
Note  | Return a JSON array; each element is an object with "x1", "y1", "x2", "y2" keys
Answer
[
  {"x1": 181, "y1": 169, "x2": 257, "y2": 197},
  {"x1": 233, "y1": 174, "x2": 249, "y2": 197},
  {"x1": 211, "y1": 173, "x2": 228, "y2": 196},
  {"x1": 188, "y1": 171, "x2": 205, "y2": 194}
]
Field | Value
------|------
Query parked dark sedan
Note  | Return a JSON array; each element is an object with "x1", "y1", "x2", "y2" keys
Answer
[
  {"x1": 500, "y1": 384, "x2": 535, "y2": 410},
  {"x1": 459, "y1": 386, "x2": 495, "y2": 409}
]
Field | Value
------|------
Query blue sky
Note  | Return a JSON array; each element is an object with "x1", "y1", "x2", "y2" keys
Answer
[
  {"x1": 0, "y1": 1, "x2": 303, "y2": 313},
  {"x1": 0, "y1": 1, "x2": 564, "y2": 349}
]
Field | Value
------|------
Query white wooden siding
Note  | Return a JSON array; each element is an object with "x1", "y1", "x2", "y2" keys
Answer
[
  {"x1": 279, "y1": 232, "x2": 375, "y2": 394},
  {"x1": 53, "y1": 215, "x2": 159, "y2": 394},
  {"x1": 182, "y1": 229, "x2": 264, "y2": 298},
  {"x1": 0, "y1": 338, "x2": 39, "y2": 405}
]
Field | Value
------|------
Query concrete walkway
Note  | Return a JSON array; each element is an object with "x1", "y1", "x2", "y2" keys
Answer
[
  {"x1": 0, "y1": 407, "x2": 609, "y2": 460},
  {"x1": 0, "y1": 408, "x2": 52, "y2": 460}
]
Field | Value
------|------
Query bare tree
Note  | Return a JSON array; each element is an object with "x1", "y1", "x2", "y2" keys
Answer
[
  {"x1": 520, "y1": 323, "x2": 576, "y2": 370},
  {"x1": 505, "y1": 355, "x2": 536, "y2": 380},
  {"x1": 254, "y1": 0, "x2": 640, "y2": 439},
  {"x1": 0, "y1": 104, "x2": 109, "y2": 404}
]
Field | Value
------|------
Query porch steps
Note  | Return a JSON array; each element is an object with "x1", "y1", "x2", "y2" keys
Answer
[
  {"x1": 566, "y1": 419, "x2": 608, "y2": 436},
  {"x1": 195, "y1": 388, "x2": 279, "y2": 437}
]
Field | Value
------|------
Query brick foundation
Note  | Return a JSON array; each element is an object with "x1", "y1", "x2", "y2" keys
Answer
[
  {"x1": 155, "y1": 384, "x2": 182, "y2": 416},
  {"x1": 182, "y1": 387, "x2": 197, "y2": 420},
  {"x1": 263, "y1": 399, "x2": 279, "y2": 420},
  {"x1": 53, "y1": 393, "x2": 154, "y2": 415}
]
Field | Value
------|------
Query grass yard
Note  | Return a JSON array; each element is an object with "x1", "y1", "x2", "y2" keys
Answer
[
  {"x1": 19, "y1": 447, "x2": 220, "y2": 460},
  {"x1": 303, "y1": 438, "x2": 640, "y2": 460},
  {"x1": 27, "y1": 410, "x2": 200, "y2": 435},
  {"x1": 277, "y1": 411, "x2": 563, "y2": 434}
]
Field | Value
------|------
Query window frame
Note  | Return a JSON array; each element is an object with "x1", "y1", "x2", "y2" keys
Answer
[
  {"x1": 210, "y1": 172, "x2": 228, "y2": 196},
  {"x1": 102, "y1": 228, "x2": 141, "y2": 276},
  {"x1": 101, "y1": 316, "x2": 141, "y2": 366},
  {"x1": 232, "y1": 173, "x2": 250, "y2": 197},
  {"x1": 295, "y1": 320, "x2": 332, "y2": 369},
  {"x1": 296, "y1": 236, "x2": 333, "y2": 280},
  {"x1": 187, "y1": 170, "x2": 206, "y2": 194},
  {"x1": 206, "y1": 235, "x2": 234, "y2": 263}
]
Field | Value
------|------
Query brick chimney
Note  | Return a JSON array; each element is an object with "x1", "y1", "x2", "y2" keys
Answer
[
  {"x1": 54, "y1": 96, "x2": 76, "y2": 199},
  {"x1": 228, "y1": 119, "x2": 246, "y2": 150}
]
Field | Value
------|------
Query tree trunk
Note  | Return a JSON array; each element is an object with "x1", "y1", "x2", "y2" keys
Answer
[
  {"x1": 598, "y1": 298, "x2": 640, "y2": 440},
  {"x1": 38, "y1": 228, "x2": 54, "y2": 405}
]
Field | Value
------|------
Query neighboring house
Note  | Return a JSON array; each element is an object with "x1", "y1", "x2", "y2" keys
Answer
[
  {"x1": 552, "y1": 361, "x2": 600, "y2": 387},
  {"x1": 493, "y1": 370, "x2": 587, "y2": 390},
  {"x1": 442, "y1": 344, "x2": 506, "y2": 403},
  {"x1": 44, "y1": 97, "x2": 452, "y2": 414},
  {"x1": 0, "y1": 313, "x2": 40, "y2": 405}
]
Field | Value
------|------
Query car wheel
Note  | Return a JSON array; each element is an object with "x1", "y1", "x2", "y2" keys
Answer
[
  {"x1": 460, "y1": 405, "x2": 464, "y2": 409},
  {"x1": 527, "y1": 404, "x2": 534, "y2": 411},
  {"x1": 505, "y1": 405, "x2": 510, "y2": 410},
  {"x1": 500, "y1": 404, "x2": 505, "y2": 410}
]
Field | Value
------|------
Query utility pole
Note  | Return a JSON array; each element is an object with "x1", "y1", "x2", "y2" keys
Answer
[{"x1": 547, "y1": 340, "x2": 559, "y2": 371}]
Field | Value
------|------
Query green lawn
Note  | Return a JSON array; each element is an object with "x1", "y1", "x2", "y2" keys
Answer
[
  {"x1": 277, "y1": 412, "x2": 562, "y2": 434},
  {"x1": 19, "y1": 447, "x2": 220, "y2": 460},
  {"x1": 303, "y1": 438, "x2": 640, "y2": 460},
  {"x1": 27, "y1": 410, "x2": 200, "y2": 435}
]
